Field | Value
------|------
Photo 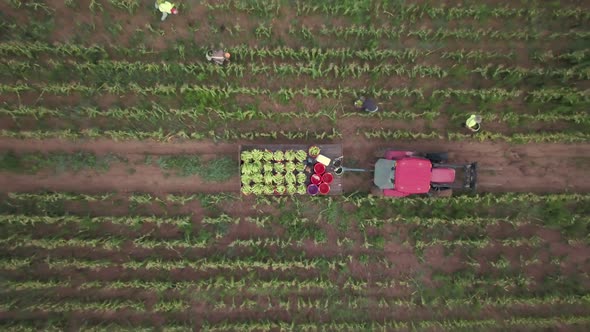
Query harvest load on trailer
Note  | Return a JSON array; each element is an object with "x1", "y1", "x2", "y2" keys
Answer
[{"x1": 240, "y1": 144, "x2": 343, "y2": 195}]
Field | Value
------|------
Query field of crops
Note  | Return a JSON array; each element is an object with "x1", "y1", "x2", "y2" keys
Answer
[
  {"x1": 1, "y1": 192, "x2": 590, "y2": 330},
  {"x1": 1, "y1": 0, "x2": 590, "y2": 330}
]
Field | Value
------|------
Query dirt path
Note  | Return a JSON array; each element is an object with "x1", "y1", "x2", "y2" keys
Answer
[
  {"x1": 0, "y1": 139, "x2": 238, "y2": 155},
  {"x1": 0, "y1": 138, "x2": 589, "y2": 194},
  {"x1": 0, "y1": 163, "x2": 239, "y2": 194}
]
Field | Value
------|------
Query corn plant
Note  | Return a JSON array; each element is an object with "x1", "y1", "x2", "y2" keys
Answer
[
  {"x1": 107, "y1": 0, "x2": 139, "y2": 14},
  {"x1": 254, "y1": 23, "x2": 272, "y2": 39}
]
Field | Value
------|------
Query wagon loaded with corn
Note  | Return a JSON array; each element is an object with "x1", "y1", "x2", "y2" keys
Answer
[{"x1": 240, "y1": 144, "x2": 343, "y2": 195}]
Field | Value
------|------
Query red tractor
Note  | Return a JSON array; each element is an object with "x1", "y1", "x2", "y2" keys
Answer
[{"x1": 335, "y1": 149, "x2": 477, "y2": 197}]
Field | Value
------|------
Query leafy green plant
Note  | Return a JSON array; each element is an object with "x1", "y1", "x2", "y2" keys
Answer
[
  {"x1": 263, "y1": 150, "x2": 274, "y2": 162},
  {"x1": 201, "y1": 157, "x2": 238, "y2": 182},
  {"x1": 274, "y1": 162, "x2": 285, "y2": 173},
  {"x1": 157, "y1": 155, "x2": 237, "y2": 181},
  {"x1": 308, "y1": 146, "x2": 320, "y2": 156},
  {"x1": 0, "y1": 151, "x2": 125, "y2": 174},
  {"x1": 157, "y1": 155, "x2": 202, "y2": 176},
  {"x1": 263, "y1": 163, "x2": 273, "y2": 173},
  {"x1": 273, "y1": 174, "x2": 284, "y2": 185},
  {"x1": 273, "y1": 150, "x2": 284, "y2": 161}
]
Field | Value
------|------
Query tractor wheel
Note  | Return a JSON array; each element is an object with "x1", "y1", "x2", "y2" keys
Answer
[{"x1": 425, "y1": 152, "x2": 449, "y2": 163}]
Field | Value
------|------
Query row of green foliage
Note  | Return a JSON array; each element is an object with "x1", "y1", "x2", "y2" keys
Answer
[
  {"x1": 1, "y1": 42, "x2": 587, "y2": 65},
  {"x1": 0, "y1": 151, "x2": 236, "y2": 181},
  {"x1": 156, "y1": 155, "x2": 237, "y2": 181},
  {"x1": 2, "y1": 84, "x2": 587, "y2": 104},
  {"x1": 0, "y1": 128, "x2": 343, "y2": 141},
  {"x1": 0, "y1": 151, "x2": 124, "y2": 174},
  {"x1": 3, "y1": 59, "x2": 588, "y2": 84}
]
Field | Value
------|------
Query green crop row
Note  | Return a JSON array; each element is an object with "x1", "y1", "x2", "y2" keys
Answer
[
  {"x1": 293, "y1": 2, "x2": 590, "y2": 21},
  {"x1": 1, "y1": 272, "x2": 546, "y2": 300},
  {"x1": 1, "y1": 128, "x2": 587, "y2": 144},
  {"x1": 312, "y1": 26, "x2": 589, "y2": 41},
  {"x1": 6, "y1": 272, "x2": 530, "y2": 295},
  {"x1": 360, "y1": 215, "x2": 590, "y2": 229},
  {"x1": 4, "y1": 192, "x2": 236, "y2": 207},
  {"x1": 449, "y1": 110, "x2": 590, "y2": 125},
  {"x1": 3, "y1": 42, "x2": 586, "y2": 65},
  {"x1": 447, "y1": 48, "x2": 589, "y2": 64},
  {"x1": 1, "y1": 98, "x2": 587, "y2": 128},
  {"x1": 533, "y1": 49, "x2": 590, "y2": 63},
  {"x1": 1, "y1": 83, "x2": 587, "y2": 104},
  {"x1": 473, "y1": 64, "x2": 590, "y2": 81},
  {"x1": 0, "y1": 257, "x2": 349, "y2": 272},
  {"x1": 3, "y1": 59, "x2": 453, "y2": 80},
  {"x1": 412, "y1": 236, "x2": 544, "y2": 250},
  {"x1": 0, "y1": 235, "x2": 209, "y2": 250},
  {"x1": 0, "y1": 151, "x2": 125, "y2": 174},
  {"x1": 5, "y1": 0, "x2": 142, "y2": 13},
  {"x1": 203, "y1": 316, "x2": 590, "y2": 331},
  {"x1": 202, "y1": 0, "x2": 281, "y2": 16},
  {"x1": 359, "y1": 129, "x2": 590, "y2": 143},
  {"x1": 5, "y1": 59, "x2": 589, "y2": 85},
  {"x1": 1, "y1": 277, "x2": 353, "y2": 295},
  {"x1": 343, "y1": 191, "x2": 590, "y2": 209},
  {"x1": 0, "y1": 128, "x2": 342, "y2": 142},
  {"x1": 3, "y1": 293, "x2": 589, "y2": 314},
  {"x1": 6, "y1": 191, "x2": 590, "y2": 209},
  {"x1": 0, "y1": 214, "x2": 193, "y2": 228},
  {"x1": 205, "y1": 0, "x2": 590, "y2": 22},
  {"x1": 0, "y1": 105, "x2": 441, "y2": 123},
  {"x1": 3, "y1": 316, "x2": 590, "y2": 332}
]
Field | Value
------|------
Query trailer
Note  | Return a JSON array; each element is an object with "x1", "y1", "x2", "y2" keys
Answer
[{"x1": 240, "y1": 144, "x2": 343, "y2": 195}]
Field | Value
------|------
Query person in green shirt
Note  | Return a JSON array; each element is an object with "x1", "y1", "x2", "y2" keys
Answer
[
  {"x1": 464, "y1": 114, "x2": 482, "y2": 132},
  {"x1": 155, "y1": 0, "x2": 178, "y2": 21}
]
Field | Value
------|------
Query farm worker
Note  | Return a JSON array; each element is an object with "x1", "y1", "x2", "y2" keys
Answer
[
  {"x1": 354, "y1": 96, "x2": 379, "y2": 113},
  {"x1": 155, "y1": 0, "x2": 178, "y2": 21},
  {"x1": 464, "y1": 114, "x2": 482, "y2": 132},
  {"x1": 206, "y1": 50, "x2": 231, "y2": 65}
]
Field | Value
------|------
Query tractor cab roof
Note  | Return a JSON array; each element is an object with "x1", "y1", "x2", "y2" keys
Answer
[
  {"x1": 374, "y1": 157, "x2": 432, "y2": 194},
  {"x1": 394, "y1": 158, "x2": 432, "y2": 194}
]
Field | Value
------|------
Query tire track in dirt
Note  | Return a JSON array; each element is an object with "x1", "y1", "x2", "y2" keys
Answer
[{"x1": 0, "y1": 138, "x2": 589, "y2": 194}]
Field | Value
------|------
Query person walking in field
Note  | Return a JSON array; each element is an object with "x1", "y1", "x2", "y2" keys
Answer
[
  {"x1": 155, "y1": 0, "x2": 178, "y2": 21},
  {"x1": 463, "y1": 114, "x2": 482, "y2": 132},
  {"x1": 354, "y1": 96, "x2": 379, "y2": 113},
  {"x1": 206, "y1": 50, "x2": 231, "y2": 65}
]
